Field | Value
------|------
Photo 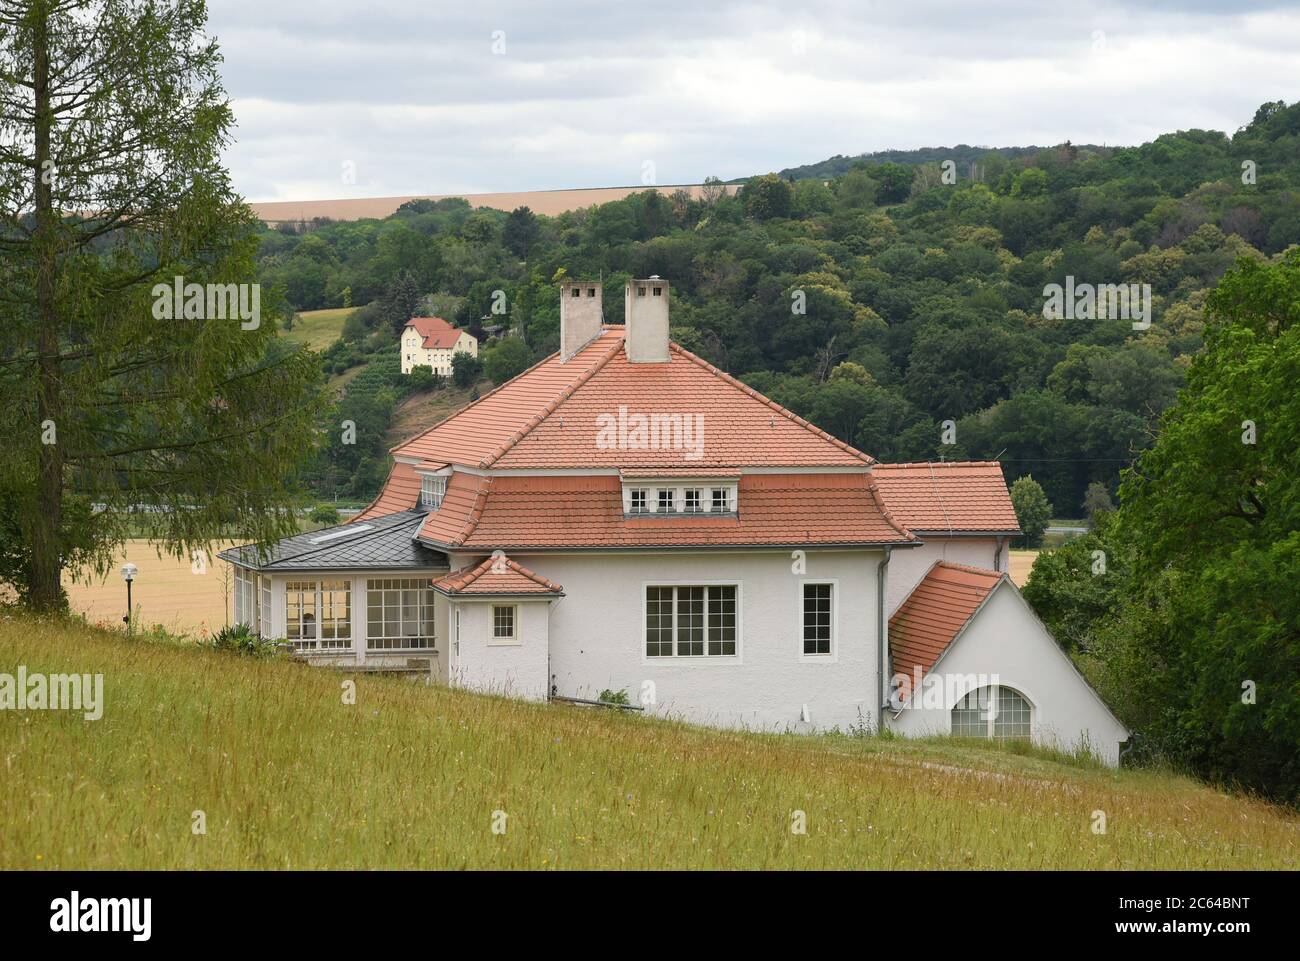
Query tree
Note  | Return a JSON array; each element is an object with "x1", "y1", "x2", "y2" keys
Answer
[
  {"x1": 1082, "y1": 481, "x2": 1114, "y2": 525},
  {"x1": 502, "y1": 206, "x2": 539, "y2": 259},
  {"x1": 1010, "y1": 475, "x2": 1053, "y2": 547},
  {"x1": 451, "y1": 350, "x2": 482, "y2": 389},
  {"x1": 0, "y1": 0, "x2": 322, "y2": 610},
  {"x1": 381, "y1": 271, "x2": 421, "y2": 335},
  {"x1": 742, "y1": 173, "x2": 793, "y2": 220},
  {"x1": 308, "y1": 505, "x2": 340, "y2": 526},
  {"x1": 482, "y1": 337, "x2": 533, "y2": 384}
]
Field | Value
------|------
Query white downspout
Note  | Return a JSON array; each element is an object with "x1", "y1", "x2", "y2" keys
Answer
[{"x1": 877, "y1": 547, "x2": 892, "y2": 734}]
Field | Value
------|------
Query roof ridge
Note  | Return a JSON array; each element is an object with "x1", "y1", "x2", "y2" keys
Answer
[
  {"x1": 390, "y1": 331, "x2": 619, "y2": 459},
  {"x1": 447, "y1": 476, "x2": 492, "y2": 546},
  {"x1": 477, "y1": 333, "x2": 626, "y2": 468},
  {"x1": 874, "y1": 460, "x2": 1004, "y2": 469},
  {"x1": 666, "y1": 341, "x2": 876, "y2": 465},
  {"x1": 934, "y1": 560, "x2": 1005, "y2": 579}
]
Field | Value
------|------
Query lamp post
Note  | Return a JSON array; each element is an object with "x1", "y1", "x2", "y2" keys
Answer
[{"x1": 121, "y1": 563, "x2": 138, "y2": 634}]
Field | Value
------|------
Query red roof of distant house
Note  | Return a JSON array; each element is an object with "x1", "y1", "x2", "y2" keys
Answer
[
  {"x1": 416, "y1": 472, "x2": 913, "y2": 550},
  {"x1": 872, "y1": 462, "x2": 1020, "y2": 533},
  {"x1": 392, "y1": 327, "x2": 873, "y2": 471},
  {"x1": 431, "y1": 554, "x2": 563, "y2": 596},
  {"x1": 405, "y1": 316, "x2": 467, "y2": 350},
  {"x1": 889, "y1": 562, "x2": 1005, "y2": 703}
]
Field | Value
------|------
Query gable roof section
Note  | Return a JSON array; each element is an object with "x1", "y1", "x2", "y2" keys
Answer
[
  {"x1": 417, "y1": 472, "x2": 914, "y2": 550},
  {"x1": 872, "y1": 461, "x2": 1020, "y2": 534},
  {"x1": 889, "y1": 562, "x2": 1004, "y2": 701},
  {"x1": 217, "y1": 510, "x2": 448, "y2": 573},
  {"x1": 432, "y1": 554, "x2": 563, "y2": 597},
  {"x1": 391, "y1": 328, "x2": 873, "y2": 471},
  {"x1": 405, "y1": 316, "x2": 466, "y2": 350}
]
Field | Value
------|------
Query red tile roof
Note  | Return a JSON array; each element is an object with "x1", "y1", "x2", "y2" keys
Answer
[
  {"x1": 889, "y1": 562, "x2": 1005, "y2": 704},
  {"x1": 432, "y1": 554, "x2": 563, "y2": 596},
  {"x1": 417, "y1": 473, "x2": 914, "y2": 550},
  {"x1": 392, "y1": 328, "x2": 873, "y2": 470},
  {"x1": 871, "y1": 462, "x2": 1020, "y2": 534},
  {"x1": 405, "y1": 316, "x2": 468, "y2": 350},
  {"x1": 353, "y1": 461, "x2": 422, "y2": 521}
]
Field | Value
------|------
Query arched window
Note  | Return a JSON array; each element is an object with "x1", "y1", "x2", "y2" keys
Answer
[{"x1": 951, "y1": 686, "x2": 1032, "y2": 740}]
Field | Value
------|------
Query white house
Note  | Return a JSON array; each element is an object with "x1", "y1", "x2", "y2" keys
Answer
[
  {"x1": 221, "y1": 276, "x2": 1128, "y2": 764},
  {"x1": 400, "y1": 316, "x2": 478, "y2": 375}
]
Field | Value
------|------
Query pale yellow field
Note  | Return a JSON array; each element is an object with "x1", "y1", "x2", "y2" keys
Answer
[
  {"x1": 63, "y1": 540, "x2": 237, "y2": 637},
  {"x1": 1009, "y1": 548, "x2": 1038, "y2": 586}
]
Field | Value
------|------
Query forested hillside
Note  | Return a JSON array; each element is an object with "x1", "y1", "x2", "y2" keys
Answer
[{"x1": 256, "y1": 100, "x2": 1300, "y2": 514}]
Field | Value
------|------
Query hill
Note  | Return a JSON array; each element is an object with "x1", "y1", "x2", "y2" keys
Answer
[
  {"x1": 1, "y1": 614, "x2": 1295, "y2": 869},
  {"x1": 283, "y1": 306, "x2": 358, "y2": 352}
]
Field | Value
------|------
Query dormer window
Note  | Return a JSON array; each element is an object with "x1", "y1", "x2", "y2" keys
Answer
[
  {"x1": 656, "y1": 489, "x2": 675, "y2": 513},
  {"x1": 711, "y1": 488, "x2": 730, "y2": 513},
  {"x1": 629, "y1": 489, "x2": 648, "y2": 514},
  {"x1": 684, "y1": 489, "x2": 702, "y2": 513},
  {"x1": 420, "y1": 474, "x2": 447, "y2": 510}
]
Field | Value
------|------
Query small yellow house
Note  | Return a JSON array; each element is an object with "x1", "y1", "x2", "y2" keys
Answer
[{"x1": 401, "y1": 316, "x2": 478, "y2": 376}]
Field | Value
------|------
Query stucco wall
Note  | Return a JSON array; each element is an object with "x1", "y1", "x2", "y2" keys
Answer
[
  {"x1": 450, "y1": 598, "x2": 551, "y2": 700},
  {"x1": 514, "y1": 549, "x2": 886, "y2": 733},
  {"x1": 890, "y1": 582, "x2": 1128, "y2": 765},
  {"x1": 886, "y1": 536, "x2": 1002, "y2": 616}
]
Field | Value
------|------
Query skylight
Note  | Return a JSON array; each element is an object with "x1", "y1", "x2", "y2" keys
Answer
[{"x1": 309, "y1": 525, "x2": 372, "y2": 545}]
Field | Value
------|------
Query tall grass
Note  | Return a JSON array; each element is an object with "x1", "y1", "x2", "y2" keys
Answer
[{"x1": 1, "y1": 613, "x2": 1295, "y2": 869}]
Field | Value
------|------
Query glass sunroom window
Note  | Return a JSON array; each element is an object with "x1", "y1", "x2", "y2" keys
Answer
[
  {"x1": 367, "y1": 578, "x2": 436, "y2": 650},
  {"x1": 951, "y1": 686, "x2": 1032, "y2": 740}
]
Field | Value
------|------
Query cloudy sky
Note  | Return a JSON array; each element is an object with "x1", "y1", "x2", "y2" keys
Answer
[{"x1": 207, "y1": 0, "x2": 1300, "y2": 203}]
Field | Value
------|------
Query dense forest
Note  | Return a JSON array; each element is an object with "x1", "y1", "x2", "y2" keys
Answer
[{"x1": 255, "y1": 100, "x2": 1300, "y2": 514}]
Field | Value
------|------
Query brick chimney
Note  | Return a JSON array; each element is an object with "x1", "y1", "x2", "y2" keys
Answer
[
  {"x1": 560, "y1": 280, "x2": 603, "y2": 362},
  {"x1": 624, "y1": 276, "x2": 669, "y2": 363}
]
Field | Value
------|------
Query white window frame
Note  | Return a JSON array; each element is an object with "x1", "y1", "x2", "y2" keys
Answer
[
  {"x1": 366, "y1": 577, "x2": 436, "y2": 650},
  {"x1": 642, "y1": 582, "x2": 741, "y2": 662},
  {"x1": 285, "y1": 579, "x2": 353, "y2": 652},
  {"x1": 656, "y1": 488, "x2": 676, "y2": 514},
  {"x1": 420, "y1": 473, "x2": 448, "y2": 510},
  {"x1": 798, "y1": 579, "x2": 838, "y2": 661},
  {"x1": 710, "y1": 487, "x2": 731, "y2": 513},
  {"x1": 683, "y1": 488, "x2": 703, "y2": 513},
  {"x1": 629, "y1": 488, "x2": 649, "y2": 515},
  {"x1": 489, "y1": 604, "x2": 520, "y2": 646},
  {"x1": 951, "y1": 685, "x2": 1033, "y2": 740}
]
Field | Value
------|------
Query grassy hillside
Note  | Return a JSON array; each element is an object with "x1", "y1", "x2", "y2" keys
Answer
[
  {"x1": 2, "y1": 615, "x2": 1294, "y2": 869},
  {"x1": 284, "y1": 307, "x2": 356, "y2": 352}
]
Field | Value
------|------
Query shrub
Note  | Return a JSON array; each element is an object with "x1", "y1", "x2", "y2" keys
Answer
[{"x1": 202, "y1": 624, "x2": 279, "y2": 658}]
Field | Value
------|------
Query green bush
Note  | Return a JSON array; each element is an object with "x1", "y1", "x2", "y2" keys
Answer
[{"x1": 202, "y1": 624, "x2": 280, "y2": 658}]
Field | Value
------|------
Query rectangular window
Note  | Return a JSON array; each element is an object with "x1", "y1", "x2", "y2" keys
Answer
[
  {"x1": 366, "y1": 578, "x2": 436, "y2": 650},
  {"x1": 492, "y1": 605, "x2": 516, "y2": 643},
  {"x1": 657, "y1": 489, "x2": 675, "y2": 513},
  {"x1": 260, "y1": 576, "x2": 272, "y2": 636},
  {"x1": 420, "y1": 474, "x2": 447, "y2": 509},
  {"x1": 802, "y1": 583, "x2": 832, "y2": 655},
  {"x1": 684, "y1": 488, "x2": 702, "y2": 513},
  {"x1": 629, "y1": 488, "x2": 648, "y2": 514},
  {"x1": 646, "y1": 586, "x2": 738, "y2": 658},
  {"x1": 652, "y1": 286, "x2": 663, "y2": 296},
  {"x1": 286, "y1": 579, "x2": 351, "y2": 650},
  {"x1": 711, "y1": 487, "x2": 730, "y2": 512},
  {"x1": 571, "y1": 287, "x2": 581, "y2": 297},
  {"x1": 637, "y1": 285, "x2": 646, "y2": 297}
]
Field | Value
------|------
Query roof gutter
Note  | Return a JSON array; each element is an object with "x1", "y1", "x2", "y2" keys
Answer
[{"x1": 877, "y1": 546, "x2": 892, "y2": 733}]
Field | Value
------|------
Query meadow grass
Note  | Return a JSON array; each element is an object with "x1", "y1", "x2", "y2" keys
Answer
[
  {"x1": 284, "y1": 307, "x2": 355, "y2": 351},
  {"x1": 1, "y1": 613, "x2": 1296, "y2": 870}
]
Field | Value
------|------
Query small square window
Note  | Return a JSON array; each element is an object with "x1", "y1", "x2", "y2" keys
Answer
[
  {"x1": 587, "y1": 287, "x2": 596, "y2": 297},
  {"x1": 657, "y1": 489, "x2": 675, "y2": 513},
  {"x1": 421, "y1": 474, "x2": 447, "y2": 510},
  {"x1": 629, "y1": 489, "x2": 648, "y2": 514},
  {"x1": 653, "y1": 286, "x2": 662, "y2": 296},
  {"x1": 684, "y1": 489, "x2": 702, "y2": 513},
  {"x1": 571, "y1": 287, "x2": 581, "y2": 297},
  {"x1": 637, "y1": 286, "x2": 646, "y2": 297},
  {"x1": 711, "y1": 488, "x2": 729, "y2": 512}
]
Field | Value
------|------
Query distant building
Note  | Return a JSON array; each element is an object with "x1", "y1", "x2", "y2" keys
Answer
[{"x1": 401, "y1": 316, "x2": 477, "y2": 375}]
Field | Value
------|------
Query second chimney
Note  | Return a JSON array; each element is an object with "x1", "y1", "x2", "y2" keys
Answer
[
  {"x1": 625, "y1": 276, "x2": 669, "y2": 363},
  {"x1": 560, "y1": 280, "x2": 603, "y2": 362}
]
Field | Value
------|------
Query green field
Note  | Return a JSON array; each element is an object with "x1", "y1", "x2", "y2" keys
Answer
[
  {"x1": 284, "y1": 307, "x2": 356, "y2": 351},
  {"x1": 1, "y1": 615, "x2": 1295, "y2": 869}
]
